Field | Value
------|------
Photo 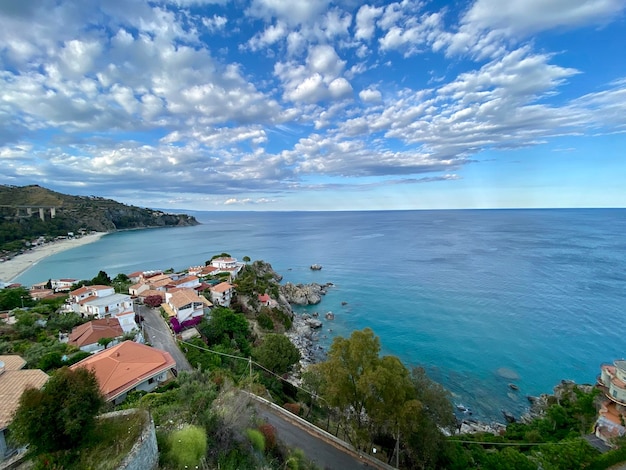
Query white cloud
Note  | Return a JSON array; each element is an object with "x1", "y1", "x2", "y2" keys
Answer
[
  {"x1": 246, "y1": 0, "x2": 331, "y2": 26},
  {"x1": 359, "y1": 88, "x2": 382, "y2": 103},
  {"x1": 464, "y1": 0, "x2": 626, "y2": 36},
  {"x1": 202, "y1": 15, "x2": 228, "y2": 32},
  {"x1": 355, "y1": 4, "x2": 384, "y2": 40}
]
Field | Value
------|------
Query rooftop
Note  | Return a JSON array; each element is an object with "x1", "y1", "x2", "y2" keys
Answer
[{"x1": 70, "y1": 341, "x2": 175, "y2": 402}]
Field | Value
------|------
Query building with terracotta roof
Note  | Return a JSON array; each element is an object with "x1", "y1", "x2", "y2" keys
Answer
[
  {"x1": 68, "y1": 318, "x2": 125, "y2": 353},
  {"x1": 167, "y1": 275, "x2": 200, "y2": 290},
  {"x1": 70, "y1": 341, "x2": 176, "y2": 404},
  {"x1": 129, "y1": 281, "x2": 149, "y2": 297},
  {"x1": 162, "y1": 289, "x2": 211, "y2": 325},
  {"x1": 210, "y1": 282, "x2": 235, "y2": 307},
  {"x1": 595, "y1": 360, "x2": 626, "y2": 446},
  {"x1": 0, "y1": 356, "x2": 48, "y2": 461}
]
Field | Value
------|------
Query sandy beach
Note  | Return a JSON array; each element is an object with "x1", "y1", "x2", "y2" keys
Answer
[{"x1": 0, "y1": 232, "x2": 107, "y2": 284}]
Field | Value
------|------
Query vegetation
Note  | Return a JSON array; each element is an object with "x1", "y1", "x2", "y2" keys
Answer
[
  {"x1": 253, "y1": 333, "x2": 301, "y2": 375},
  {"x1": 166, "y1": 425, "x2": 207, "y2": 468},
  {"x1": 0, "y1": 184, "x2": 198, "y2": 255},
  {"x1": 11, "y1": 367, "x2": 105, "y2": 455}
]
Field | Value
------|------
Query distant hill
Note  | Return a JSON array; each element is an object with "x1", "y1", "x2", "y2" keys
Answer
[{"x1": 0, "y1": 185, "x2": 199, "y2": 255}]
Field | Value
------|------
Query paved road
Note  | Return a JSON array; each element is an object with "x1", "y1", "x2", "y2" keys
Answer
[
  {"x1": 137, "y1": 304, "x2": 192, "y2": 372},
  {"x1": 251, "y1": 398, "x2": 387, "y2": 470}
]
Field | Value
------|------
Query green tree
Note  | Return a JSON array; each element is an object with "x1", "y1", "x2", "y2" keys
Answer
[
  {"x1": 243, "y1": 255, "x2": 251, "y2": 263},
  {"x1": 253, "y1": 334, "x2": 301, "y2": 374},
  {"x1": 91, "y1": 270, "x2": 111, "y2": 285},
  {"x1": 199, "y1": 307, "x2": 252, "y2": 356},
  {"x1": 315, "y1": 328, "x2": 381, "y2": 448},
  {"x1": 10, "y1": 367, "x2": 105, "y2": 454},
  {"x1": 0, "y1": 286, "x2": 34, "y2": 310},
  {"x1": 97, "y1": 337, "x2": 114, "y2": 349}
]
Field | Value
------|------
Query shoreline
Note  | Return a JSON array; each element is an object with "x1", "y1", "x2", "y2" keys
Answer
[{"x1": 0, "y1": 232, "x2": 108, "y2": 284}]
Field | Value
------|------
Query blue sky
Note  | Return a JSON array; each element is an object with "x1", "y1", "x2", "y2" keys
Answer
[{"x1": 1, "y1": 0, "x2": 625, "y2": 211}]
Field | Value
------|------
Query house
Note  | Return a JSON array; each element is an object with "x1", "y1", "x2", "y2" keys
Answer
[
  {"x1": 188, "y1": 265, "x2": 219, "y2": 278},
  {"x1": 129, "y1": 282, "x2": 149, "y2": 297},
  {"x1": 210, "y1": 257, "x2": 245, "y2": 278},
  {"x1": 258, "y1": 293, "x2": 273, "y2": 307},
  {"x1": 162, "y1": 289, "x2": 211, "y2": 326},
  {"x1": 0, "y1": 356, "x2": 49, "y2": 461},
  {"x1": 69, "y1": 285, "x2": 137, "y2": 333},
  {"x1": 51, "y1": 278, "x2": 77, "y2": 292},
  {"x1": 210, "y1": 282, "x2": 234, "y2": 307},
  {"x1": 69, "y1": 285, "x2": 115, "y2": 305},
  {"x1": 598, "y1": 360, "x2": 626, "y2": 405},
  {"x1": 166, "y1": 275, "x2": 200, "y2": 291},
  {"x1": 70, "y1": 341, "x2": 176, "y2": 404},
  {"x1": 68, "y1": 318, "x2": 125, "y2": 353},
  {"x1": 137, "y1": 289, "x2": 166, "y2": 303},
  {"x1": 127, "y1": 271, "x2": 144, "y2": 283},
  {"x1": 595, "y1": 360, "x2": 626, "y2": 445}
]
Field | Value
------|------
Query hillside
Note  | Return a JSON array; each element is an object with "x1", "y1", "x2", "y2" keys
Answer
[{"x1": 0, "y1": 185, "x2": 199, "y2": 254}]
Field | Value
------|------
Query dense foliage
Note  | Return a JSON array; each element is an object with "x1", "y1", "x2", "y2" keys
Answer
[
  {"x1": 11, "y1": 367, "x2": 105, "y2": 454},
  {"x1": 0, "y1": 184, "x2": 198, "y2": 254}
]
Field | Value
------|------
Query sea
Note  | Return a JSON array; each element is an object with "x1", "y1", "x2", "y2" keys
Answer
[{"x1": 13, "y1": 209, "x2": 626, "y2": 422}]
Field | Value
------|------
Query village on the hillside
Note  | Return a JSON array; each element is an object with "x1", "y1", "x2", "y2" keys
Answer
[
  {"x1": 1, "y1": 255, "x2": 292, "y2": 461},
  {"x1": 2, "y1": 254, "x2": 626, "y2": 467}
]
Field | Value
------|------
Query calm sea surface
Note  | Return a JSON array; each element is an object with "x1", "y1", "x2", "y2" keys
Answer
[{"x1": 14, "y1": 209, "x2": 626, "y2": 421}]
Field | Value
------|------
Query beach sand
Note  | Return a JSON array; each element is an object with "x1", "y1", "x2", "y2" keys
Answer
[{"x1": 0, "y1": 232, "x2": 107, "y2": 284}]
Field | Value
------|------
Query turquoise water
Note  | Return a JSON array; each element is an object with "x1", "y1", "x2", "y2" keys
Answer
[{"x1": 14, "y1": 209, "x2": 626, "y2": 421}]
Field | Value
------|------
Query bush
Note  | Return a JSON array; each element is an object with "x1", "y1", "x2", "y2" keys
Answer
[
  {"x1": 245, "y1": 428, "x2": 265, "y2": 453},
  {"x1": 257, "y1": 312, "x2": 274, "y2": 330},
  {"x1": 167, "y1": 425, "x2": 207, "y2": 468}
]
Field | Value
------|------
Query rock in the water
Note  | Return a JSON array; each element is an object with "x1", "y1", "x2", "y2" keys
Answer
[
  {"x1": 325, "y1": 311, "x2": 335, "y2": 320},
  {"x1": 280, "y1": 282, "x2": 325, "y2": 305},
  {"x1": 341, "y1": 301, "x2": 348, "y2": 306},
  {"x1": 502, "y1": 410, "x2": 516, "y2": 423},
  {"x1": 509, "y1": 383, "x2": 519, "y2": 391},
  {"x1": 310, "y1": 264, "x2": 322, "y2": 270},
  {"x1": 306, "y1": 319, "x2": 323, "y2": 329}
]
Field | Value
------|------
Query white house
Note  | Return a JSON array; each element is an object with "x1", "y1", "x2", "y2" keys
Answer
[
  {"x1": 129, "y1": 282, "x2": 149, "y2": 297},
  {"x1": 69, "y1": 285, "x2": 115, "y2": 305},
  {"x1": 167, "y1": 275, "x2": 200, "y2": 291},
  {"x1": 599, "y1": 360, "x2": 626, "y2": 405},
  {"x1": 162, "y1": 289, "x2": 211, "y2": 324},
  {"x1": 51, "y1": 278, "x2": 77, "y2": 292},
  {"x1": 210, "y1": 257, "x2": 245, "y2": 278},
  {"x1": 210, "y1": 282, "x2": 234, "y2": 307}
]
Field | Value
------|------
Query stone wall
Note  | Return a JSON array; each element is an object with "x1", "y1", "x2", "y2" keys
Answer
[{"x1": 100, "y1": 409, "x2": 159, "y2": 470}]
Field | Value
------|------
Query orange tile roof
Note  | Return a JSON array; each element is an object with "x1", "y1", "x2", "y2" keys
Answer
[
  {"x1": 70, "y1": 341, "x2": 176, "y2": 402},
  {"x1": 0, "y1": 360, "x2": 48, "y2": 430},
  {"x1": 212, "y1": 282, "x2": 233, "y2": 293},
  {"x1": 68, "y1": 318, "x2": 124, "y2": 348},
  {"x1": 168, "y1": 289, "x2": 208, "y2": 309},
  {"x1": 138, "y1": 289, "x2": 165, "y2": 299},
  {"x1": 70, "y1": 284, "x2": 112, "y2": 296}
]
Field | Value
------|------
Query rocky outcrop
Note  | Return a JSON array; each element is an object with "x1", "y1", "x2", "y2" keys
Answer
[
  {"x1": 521, "y1": 380, "x2": 594, "y2": 423},
  {"x1": 279, "y1": 282, "x2": 330, "y2": 305}
]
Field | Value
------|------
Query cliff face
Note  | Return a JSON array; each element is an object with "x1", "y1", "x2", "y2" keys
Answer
[{"x1": 0, "y1": 185, "x2": 199, "y2": 253}]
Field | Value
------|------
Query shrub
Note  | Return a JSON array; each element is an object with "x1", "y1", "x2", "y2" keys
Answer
[
  {"x1": 245, "y1": 428, "x2": 265, "y2": 453},
  {"x1": 258, "y1": 424, "x2": 277, "y2": 452},
  {"x1": 167, "y1": 425, "x2": 207, "y2": 468},
  {"x1": 257, "y1": 312, "x2": 274, "y2": 330}
]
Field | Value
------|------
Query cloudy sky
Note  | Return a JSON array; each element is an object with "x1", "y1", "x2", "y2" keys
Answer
[{"x1": 1, "y1": 0, "x2": 625, "y2": 211}]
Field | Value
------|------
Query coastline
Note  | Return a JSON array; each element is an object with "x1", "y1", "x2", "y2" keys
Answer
[{"x1": 0, "y1": 232, "x2": 108, "y2": 284}]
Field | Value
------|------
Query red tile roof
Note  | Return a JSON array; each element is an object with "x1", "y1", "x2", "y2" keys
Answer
[
  {"x1": 70, "y1": 341, "x2": 176, "y2": 402},
  {"x1": 68, "y1": 318, "x2": 124, "y2": 348}
]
